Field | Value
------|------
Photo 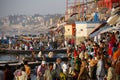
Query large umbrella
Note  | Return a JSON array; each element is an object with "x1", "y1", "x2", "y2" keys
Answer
[
  {"x1": 89, "y1": 26, "x2": 110, "y2": 37},
  {"x1": 107, "y1": 14, "x2": 120, "y2": 25},
  {"x1": 111, "y1": 7, "x2": 120, "y2": 16},
  {"x1": 99, "y1": 27, "x2": 120, "y2": 34},
  {"x1": 107, "y1": 6, "x2": 120, "y2": 26}
]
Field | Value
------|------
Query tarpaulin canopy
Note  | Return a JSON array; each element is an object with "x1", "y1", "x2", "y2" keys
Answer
[
  {"x1": 89, "y1": 22, "x2": 107, "y2": 35},
  {"x1": 89, "y1": 22, "x2": 107, "y2": 37},
  {"x1": 89, "y1": 26, "x2": 120, "y2": 37},
  {"x1": 100, "y1": 27, "x2": 120, "y2": 34},
  {"x1": 89, "y1": 26, "x2": 110, "y2": 37}
]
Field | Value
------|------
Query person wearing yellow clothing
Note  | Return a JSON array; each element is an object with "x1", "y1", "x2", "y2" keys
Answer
[
  {"x1": 24, "y1": 60, "x2": 31, "y2": 80},
  {"x1": 60, "y1": 70, "x2": 67, "y2": 80}
]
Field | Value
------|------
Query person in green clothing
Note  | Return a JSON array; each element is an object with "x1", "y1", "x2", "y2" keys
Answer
[
  {"x1": 60, "y1": 70, "x2": 67, "y2": 80},
  {"x1": 44, "y1": 63, "x2": 55, "y2": 80},
  {"x1": 74, "y1": 57, "x2": 81, "y2": 72}
]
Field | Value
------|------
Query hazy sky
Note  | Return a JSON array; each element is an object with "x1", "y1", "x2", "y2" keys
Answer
[{"x1": 0, "y1": 0, "x2": 66, "y2": 18}]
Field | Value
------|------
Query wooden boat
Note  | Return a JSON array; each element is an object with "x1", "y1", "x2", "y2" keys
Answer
[
  {"x1": 0, "y1": 61, "x2": 19, "y2": 64},
  {"x1": 0, "y1": 48, "x2": 67, "y2": 54},
  {"x1": 0, "y1": 48, "x2": 70, "y2": 69},
  {"x1": 0, "y1": 57, "x2": 69, "y2": 69},
  {"x1": 0, "y1": 61, "x2": 41, "y2": 69}
]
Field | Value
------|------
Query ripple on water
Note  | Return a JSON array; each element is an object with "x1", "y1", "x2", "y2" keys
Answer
[{"x1": 0, "y1": 54, "x2": 16, "y2": 61}]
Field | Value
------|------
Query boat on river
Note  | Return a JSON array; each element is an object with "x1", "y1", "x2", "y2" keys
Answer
[
  {"x1": 0, "y1": 57, "x2": 69, "y2": 69},
  {"x1": 0, "y1": 48, "x2": 70, "y2": 69},
  {"x1": 0, "y1": 48, "x2": 67, "y2": 54}
]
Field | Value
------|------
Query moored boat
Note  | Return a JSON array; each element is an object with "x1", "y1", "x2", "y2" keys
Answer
[{"x1": 0, "y1": 48, "x2": 67, "y2": 54}]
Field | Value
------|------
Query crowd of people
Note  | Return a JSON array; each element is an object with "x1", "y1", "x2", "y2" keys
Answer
[
  {"x1": 0, "y1": 31, "x2": 120, "y2": 80},
  {"x1": 35, "y1": 31, "x2": 120, "y2": 80},
  {"x1": 0, "y1": 60, "x2": 31, "y2": 80},
  {"x1": 6, "y1": 33, "x2": 65, "y2": 51}
]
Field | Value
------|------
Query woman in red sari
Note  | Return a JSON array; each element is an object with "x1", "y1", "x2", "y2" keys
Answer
[{"x1": 108, "y1": 33, "x2": 117, "y2": 57}]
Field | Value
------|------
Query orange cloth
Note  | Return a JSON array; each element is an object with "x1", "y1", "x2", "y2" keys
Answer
[
  {"x1": 24, "y1": 65, "x2": 31, "y2": 76},
  {"x1": 89, "y1": 59, "x2": 98, "y2": 67},
  {"x1": 113, "y1": 49, "x2": 120, "y2": 61}
]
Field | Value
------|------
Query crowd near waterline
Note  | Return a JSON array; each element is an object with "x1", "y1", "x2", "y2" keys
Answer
[{"x1": 0, "y1": 31, "x2": 120, "y2": 80}]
